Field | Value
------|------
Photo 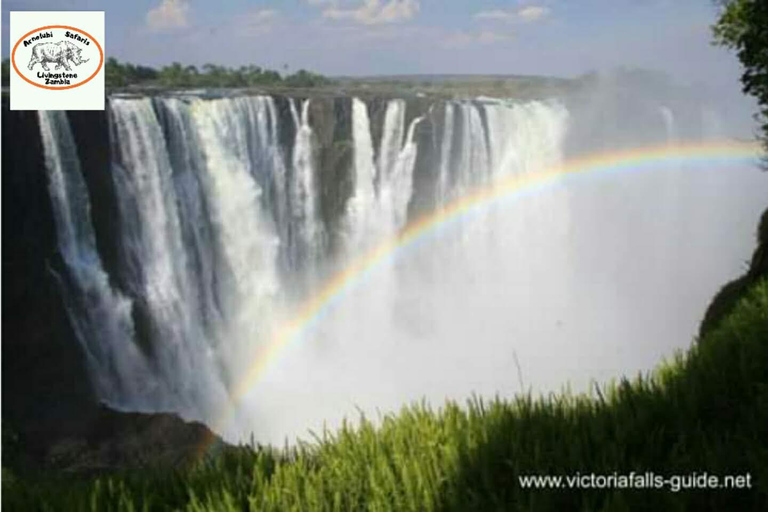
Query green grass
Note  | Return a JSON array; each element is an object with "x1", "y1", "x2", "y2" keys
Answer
[{"x1": 4, "y1": 279, "x2": 768, "y2": 511}]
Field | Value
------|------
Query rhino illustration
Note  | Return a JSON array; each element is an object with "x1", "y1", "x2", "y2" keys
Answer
[{"x1": 27, "y1": 41, "x2": 89, "y2": 72}]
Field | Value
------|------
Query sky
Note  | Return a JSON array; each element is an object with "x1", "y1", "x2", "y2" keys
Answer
[{"x1": 0, "y1": 0, "x2": 746, "y2": 88}]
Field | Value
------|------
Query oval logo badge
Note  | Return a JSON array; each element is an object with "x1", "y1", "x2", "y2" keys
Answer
[{"x1": 11, "y1": 25, "x2": 104, "y2": 91}]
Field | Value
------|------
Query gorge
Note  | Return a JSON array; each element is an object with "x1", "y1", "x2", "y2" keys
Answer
[{"x1": 3, "y1": 78, "x2": 766, "y2": 453}]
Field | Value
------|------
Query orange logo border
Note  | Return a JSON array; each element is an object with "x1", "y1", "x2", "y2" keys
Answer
[{"x1": 12, "y1": 25, "x2": 104, "y2": 91}]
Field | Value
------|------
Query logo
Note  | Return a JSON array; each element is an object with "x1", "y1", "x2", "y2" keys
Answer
[
  {"x1": 12, "y1": 26, "x2": 103, "y2": 90},
  {"x1": 10, "y1": 12, "x2": 105, "y2": 110}
]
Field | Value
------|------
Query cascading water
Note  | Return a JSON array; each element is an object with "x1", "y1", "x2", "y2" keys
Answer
[
  {"x1": 264, "y1": 97, "x2": 290, "y2": 252},
  {"x1": 185, "y1": 98, "x2": 282, "y2": 400},
  {"x1": 346, "y1": 98, "x2": 423, "y2": 246},
  {"x1": 38, "y1": 91, "x2": 766, "y2": 444},
  {"x1": 38, "y1": 110, "x2": 153, "y2": 408},
  {"x1": 288, "y1": 99, "x2": 323, "y2": 278},
  {"x1": 109, "y1": 98, "x2": 231, "y2": 420},
  {"x1": 436, "y1": 103, "x2": 454, "y2": 204},
  {"x1": 377, "y1": 100, "x2": 407, "y2": 188},
  {"x1": 345, "y1": 97, "x2": 381, "y2": 248},
  {"x1": 456, "y1": 103, "x2": 491, "y2": 190}
]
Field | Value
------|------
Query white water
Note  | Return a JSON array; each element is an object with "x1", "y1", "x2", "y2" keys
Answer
[
  {"x1": 264, "y1": 96, "x2": 290, "y2": 251},
  {"x1": 188, "y1": 98, "x2": 282, "y2": 399},
  {"x1": 345, "y1": 97, "x2": 381, "y2": 248},
  {"x1": 345, "y1": 98, "x2": 423, "y2": 247},
  {"x1": 39, "y1": 93, "x2": 766, "y2": 444},
  {"x1": 289, "y1": 99, "x2": 323, "y2": 277},
  {"x1": 109, "y1": 99, "x2": 231, "y2": 420},
  {"x1": 377, "y1": 99, "x2": 407, "y2": 190},
  {"x1": 436, "y1": 103, "x2": 454, "y2": 203},
  {"x1": 38, "y1": 110, "x2": 152, "y2": 407}
]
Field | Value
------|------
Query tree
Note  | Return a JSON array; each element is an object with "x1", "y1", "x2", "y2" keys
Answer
[
  {"x1": 105, "y1": 57, "x2": 127, "y2": 87},
  {"x1": 285, "y1": 69, "x2": 330, "y2": 88},
  {"x1": 98, "y1": 57, "x2": 327, "y2": 89},
  {"x1": 713, "y1": 0, "x2": 768, "y2": 151},
  {"x1": 160, "y1": 62, "x2": 191, "y2": 87}
]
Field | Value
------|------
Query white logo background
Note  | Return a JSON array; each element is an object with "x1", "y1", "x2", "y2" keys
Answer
[{"x1": 11, "y1": 11, "x2": 105, "y2": 110}]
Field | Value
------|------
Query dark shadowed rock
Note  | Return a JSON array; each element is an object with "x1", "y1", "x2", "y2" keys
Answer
[
  {"x1": 2, "y1": 103, "x2": 96, "y2": 468},
  {"x1": 700, "y1": 207, "x2": 768, "y2": 337},
  {"x1": 41, "y1": 405, "x2": 224, "y2": 473}
]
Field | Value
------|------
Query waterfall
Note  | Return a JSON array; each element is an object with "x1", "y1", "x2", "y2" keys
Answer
[
  {"x1": 184, "y1": 98, "x2": 282, "y2": 400},
  {"x1": 377, "y1": 99, "x2": 407, "y2": 187},
  {"x1": 383, "y1": 113, "x2": 424, "y2": 229},
  {"x1": 156, "y1": 98, "x2": 223, "y2": 338},
  {"x1": 436, "y1": 103, "x2": 455, "y2": 204},
  {"x1": 289, "y1": 99, "x2": 323, "y2": 274},
  {"x1": 345, "y1": 97, "x2": 380, "y2": 248},
  {"x1": 484, "y1": 100, "x2": 568, "y2": 178},
  {"x1": 453, "y1": 103, "x2": 491, "y2": 192},
  {"x1": 264, "y1": 97, "x2": 290, "y2": 259},
  {"x1": 659, "y1": 106, "x2": 678, "y2": 144},
  {"x1": 43, "y1": 95, "x2": 575, "y2": 439},
  {"x1": 109, "y1": 98, "x2": 231, "y2": 420},
  {"x1": 33, "y1": 92, "x2": 764, "y2": 445},
  {"x1": 345, "y1": 97, "x2": 425, "y2": 249},
  {"x1": 38, "y1": 110, "x2": 154, "y2": 408}
]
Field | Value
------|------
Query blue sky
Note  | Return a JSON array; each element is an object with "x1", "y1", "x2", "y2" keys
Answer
[{"x1": 1, "y1": 0, "x2": 745, "y2": 87}]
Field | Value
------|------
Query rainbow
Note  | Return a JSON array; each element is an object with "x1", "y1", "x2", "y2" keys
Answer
[{"x1": 206, "y1": 139, "x2": 763, "y2": 443}]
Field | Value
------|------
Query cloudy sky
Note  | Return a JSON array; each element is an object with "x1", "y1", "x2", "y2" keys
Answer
[{"x1": 1, "y1": 0, "x2": 745, "y2": 87}]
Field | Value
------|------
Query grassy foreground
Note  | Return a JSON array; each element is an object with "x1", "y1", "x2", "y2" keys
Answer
[{"x1": 4, "y1": 278, "x2": 768, "y2": 510}]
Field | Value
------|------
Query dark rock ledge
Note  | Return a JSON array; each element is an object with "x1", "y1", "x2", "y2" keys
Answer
[{"x1": 6, "y1": 404, "x2": 225, "y2": 474}]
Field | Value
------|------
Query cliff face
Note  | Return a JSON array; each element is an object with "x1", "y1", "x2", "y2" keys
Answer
[{"x1": 2, "y1": 105, "x2": 95, "y2": 460}]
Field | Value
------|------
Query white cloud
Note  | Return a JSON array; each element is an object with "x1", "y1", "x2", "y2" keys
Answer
[
  {"x1": 474, "y1": 5, "x2": 551, "y2": 24},
  {"x1": 517, "y1": 6, "x2": 551, "y2": 23},
  {"x1": 146, "y1": 0, "x2": 190, "y2": 31},
  {"x1": 474, "y1": 10, "x2": 514, "y2": 22},
  {"x1": 318, "y1": 0, "x2": 420, "y2": 25}
]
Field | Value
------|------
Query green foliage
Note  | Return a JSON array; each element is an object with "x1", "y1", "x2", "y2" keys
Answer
[
  {"x1": 159, "y1": 62, "x2": 193, "y2": 88},
  {"x1": 284, "y1": 69, "x2": 331, "y2": 88},
  {"x1": 105, "y1": 58, "x2": 160, "y2": 88},
  {"x1": 103, "y1": 58, "x2": 330, "y2": 90},
  {"x1": 713, "y1": 0, "x2": 768, "y2": 150},
  {"x1": 700, "y1": 207, "x2": 768, "y2": 336},
  {"x1": 0, "y1": 56, "x2": 329, "y2": 90},
  {"x1": 4, "y1": 277, "x2": 768, "y2": 510}
]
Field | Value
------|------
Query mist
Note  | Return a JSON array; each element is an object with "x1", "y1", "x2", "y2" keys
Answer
[{"x1": 237, "y1": 75, "x2": 766, "y2": 444}]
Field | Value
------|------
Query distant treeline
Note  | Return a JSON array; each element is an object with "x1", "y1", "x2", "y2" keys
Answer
[
  {"x1": 1, "y1": 57, "x2": 331, "y2": 89},
  {"x1": 105, "y1": 58, "x2": 332, "y2": 88}
]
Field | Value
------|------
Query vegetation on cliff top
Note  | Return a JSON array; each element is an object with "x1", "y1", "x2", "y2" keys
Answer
[
  {"x1": 0, "y1": 57, "x2": 331, "y2": 89},
  {"x1": 105, "y1": 59, "x2": 332, "y2": 89},
  {"x1": 714, "y1": 0, "x2": 768, "y2": 152}
]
